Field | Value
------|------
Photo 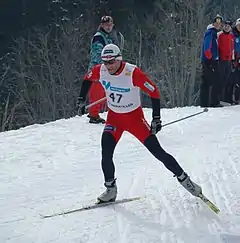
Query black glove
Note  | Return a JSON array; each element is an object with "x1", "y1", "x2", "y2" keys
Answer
[
  {"x1": 76, "y1": 97, "x2": 86, "y2": 116},
  {"x1": 150, "y1": 116, "x2": 162, "y2": 134}
]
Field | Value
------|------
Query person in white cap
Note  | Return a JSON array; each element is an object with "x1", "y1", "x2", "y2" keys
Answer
[
  {"x1": 236, "y1": 18, "x2": 240, "y2": 28},
  {"x1": 77, "y1": 44, "x2": 202, "y2": 203}
]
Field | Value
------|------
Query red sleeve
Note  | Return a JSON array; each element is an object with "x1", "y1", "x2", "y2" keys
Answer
[
  {"x1": 205, "y1": 50, "x2": 212, "y2": 59},
  {"x1": 83, "y1": 64, "x2": 101, "y2": 81},
  {"x1": 231, "y1": 34, "x2": 235, "y2": 55},
  {"x1": 132, "y1": 67, "x2": 160, "y2": 99}
]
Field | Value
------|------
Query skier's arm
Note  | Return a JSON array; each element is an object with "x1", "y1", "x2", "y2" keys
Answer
[
  {"x1": 132, "y1": 67, "x2": 161, "y2": 118},
  {"x1": 90, "y1": 36, "x2": 105, "y2": 67},
  {"x1": 203, "y1": 31, "x2": 213, "y2": 60},
  {"x1": 78, "y1": 65, "x2": 101, "y2": 101},
  {"x1": 78, "y1": 81, "x2": 92, "y2": 101},
  {"x1": 77, "y1": 65, "x2": 101, "y2": 116}
]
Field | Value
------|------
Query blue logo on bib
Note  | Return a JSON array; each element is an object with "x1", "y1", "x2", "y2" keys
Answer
[{"x1": 101, "y1": 80, "x2": 130, "y2": 93}]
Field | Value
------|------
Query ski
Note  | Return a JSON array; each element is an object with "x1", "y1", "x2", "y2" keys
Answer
[
  {"x1": 41, "y1": 196, "x2": 142, "y2": 219},
  {"x1": 198, "y1": 193, "x2": 220, "y2": 214},
  {"x1": 41, "y1": 193, "x2": 220, "y2": 219}
]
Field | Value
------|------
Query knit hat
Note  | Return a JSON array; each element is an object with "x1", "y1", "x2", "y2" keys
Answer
[
  {"x1": 213, "y1": 14, "x2": 223, "y2": 23},
  {"x1": 100, "y1": 16, "x2": 113, "y2": 24},
  {"x1": 224, "y1": 20, "x2": 233, "y2": 26},
  {"x1": 236, "y1": 18, "x2": 240, "y2": 26}
]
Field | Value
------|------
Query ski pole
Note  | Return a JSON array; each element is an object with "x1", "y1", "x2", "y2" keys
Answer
[
  {"x1": 85, "y1": 97, "x2": 107, "y2": 109},
  {"x1": 162, "y1": 108, "x2": 208, "y2": 128}
]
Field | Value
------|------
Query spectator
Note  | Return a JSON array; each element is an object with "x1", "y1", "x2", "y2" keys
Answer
[
  {"x1": 200, "y1": 15, "x2": 223, "y2": 107},
  {"x1": 87, "y1": 16, "x2": 124, "y2": 124},
  {"x1": 232, "y1": 18, "x2": 240, "y2": 104},
  {"x1": 217, "y1": 20, "x2": 234, "y2": 104}
]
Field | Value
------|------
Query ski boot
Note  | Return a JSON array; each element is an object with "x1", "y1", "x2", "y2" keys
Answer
[
  {"x1": 88, "y1": 115, "x2": 105, "y2": 124},
  {"x1": 97, "y1": 179, "x2": 117, "y2": 203},
  {"x1": 177, "y1": 172, "x2": 202, "y2": 197}
]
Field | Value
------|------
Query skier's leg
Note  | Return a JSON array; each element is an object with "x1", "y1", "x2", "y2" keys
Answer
[
  {"x1": 101, "y1": 129, "x2": 122, "y2": 182},
  {"x1": 144, "y1": 134, "x2": 184, "y2": 176},
  {"x1": 127, "y1": 112, "x2": 202, "y2": 197},
  {"x1": 144, "y1": 134, "x2": 202, "y2": 196},
  {"x1": 125, "y1": 110, "x2": 184, "y2": 176},
  {"x1": 97, "y1": 116, "x2": 124, "y2": 203}
]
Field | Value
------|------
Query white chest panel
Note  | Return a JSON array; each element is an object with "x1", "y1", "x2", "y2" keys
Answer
[{"x1": 99, "y1": 63, "x2": 141, "y2": 113}]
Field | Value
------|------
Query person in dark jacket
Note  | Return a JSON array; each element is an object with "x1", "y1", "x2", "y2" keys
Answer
[
  {"x1": 87, "y1": 16, "x2": 124, "y2": 124},
  {"x1": 217, "y1": 20, "x2": 234, "y2": 103},
  {"x1": 200, "y1": 15, "x2": 223, "y2": 107},
  {"x1": 232, "y1": 18, "x2": 240, "y2": 104}
]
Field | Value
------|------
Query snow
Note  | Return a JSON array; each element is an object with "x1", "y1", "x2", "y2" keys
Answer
[{"x1": 0, "y1": 106, "x2": 240, "y2": 243}]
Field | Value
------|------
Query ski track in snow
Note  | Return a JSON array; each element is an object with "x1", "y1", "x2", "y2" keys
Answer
[{"x1": 0, "y1": 106, "x2": 240, "y2": 243}]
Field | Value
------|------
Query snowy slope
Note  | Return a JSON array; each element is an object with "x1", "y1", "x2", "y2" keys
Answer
[{"x1": 0, "y1": 106, "x2": 240, "y2": 243}]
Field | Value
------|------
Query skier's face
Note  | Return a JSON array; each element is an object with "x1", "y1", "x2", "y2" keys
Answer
[
  {"x1": 237, "y1": 24, "x2": 240, "y2": 32},
  {"x1": 213, "y1": 18, "x2": 222, "y2": 30},
  {"x1": 103, "y1": 59, "x2": 121, "y2": 74},
  {"x1": 223, "y1": 24, "x2": 231, "y2": 32},
  {"x1": 102, "y1": 22, "x2": 114, "y2": 33}
]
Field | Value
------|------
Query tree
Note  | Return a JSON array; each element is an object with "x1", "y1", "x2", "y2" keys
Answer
[
  {"x1": 1, "y1": 18, "x2": 92, "y2": 130},
  {"x1": 127, "y1": 0, "x2": 213, "y2": 107},
  {"x1": 1, "y1": 1, "x2": 240, "y2": 131}
]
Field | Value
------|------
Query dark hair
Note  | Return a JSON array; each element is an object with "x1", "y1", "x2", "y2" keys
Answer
[{"x1": 224, "y1": 20, "x2": 233, "y2": 26}]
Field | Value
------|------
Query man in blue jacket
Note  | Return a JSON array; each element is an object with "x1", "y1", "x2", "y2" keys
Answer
[{"x1": 200, "y1": 15, "x2": 223, "y2": 107}]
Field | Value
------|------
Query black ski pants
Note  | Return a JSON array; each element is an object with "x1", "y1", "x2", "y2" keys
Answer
[
  {"x1": 101, "y1": 132, "x2": 184, "y2": 182},
  {"x1": 218, "y1": 60, "x2": 232, "y2": 102},
  {"x1": 200, "y1": 60, "x2": 221, "y2": 107}
]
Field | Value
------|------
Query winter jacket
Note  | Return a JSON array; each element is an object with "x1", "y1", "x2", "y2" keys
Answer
[
  {"x1": 218, "y1": 31, "x2": 234, "y2": 61},
  {"x1": 88, "y1": 28, "x2": 114, "y2": 70},
  {"x1": 201, "y1": 25, "x2": 219, "y2": 62},
  {"x1": 233, "y1": 27, "x2": 240, "y2": 66}
]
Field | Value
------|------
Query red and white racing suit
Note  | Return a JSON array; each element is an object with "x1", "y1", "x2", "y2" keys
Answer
[
  {"x1": 81, "y1": 61, "x2": 183, "y2": 182},
  {"x1": 84, "y1": 62, "x2": 160, "y2": 143}
]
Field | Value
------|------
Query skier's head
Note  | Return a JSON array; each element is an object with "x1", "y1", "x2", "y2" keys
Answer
[
  {"x1": 101, "y1": 44, "x2": 122, "y2": 74},
  {"x1": 99, "y1": 15, "x2": 114, "y2": 33},
  {"x1": 236, "y1": 18, "x2": 240, "y2": 32},
  {"x1": 213, "y1": 14, "x2": 223, "y2": 30},
  {"x1": 223, "y1": 20, "x2": 232, "y2": 32}
]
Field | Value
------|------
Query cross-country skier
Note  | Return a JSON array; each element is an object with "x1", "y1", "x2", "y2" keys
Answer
[{"x1": 77, "y1": 44, "x2": 202, "y2": 203}]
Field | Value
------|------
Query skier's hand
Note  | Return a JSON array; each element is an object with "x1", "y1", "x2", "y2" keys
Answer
[
  {"x1": 77, "y1": 97, "x2": 86, "y2": 116},
  {"x1": 150, "y1": 116, "x2": 162, "y2": 134}
]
